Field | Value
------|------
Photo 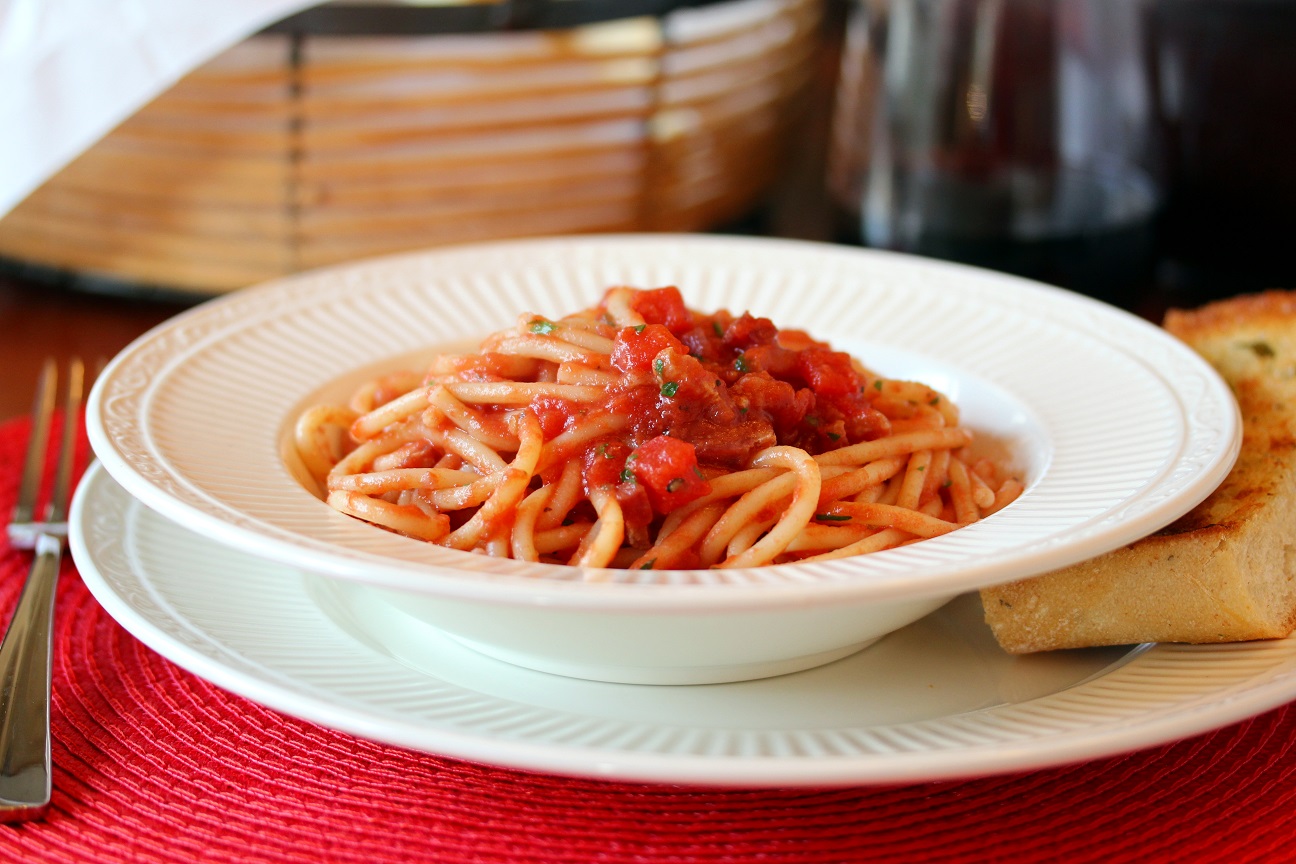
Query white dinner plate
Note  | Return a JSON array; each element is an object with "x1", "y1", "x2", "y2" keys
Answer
[{"x1": 70, "y1": 463, "x2": 1296, "y2": 787}]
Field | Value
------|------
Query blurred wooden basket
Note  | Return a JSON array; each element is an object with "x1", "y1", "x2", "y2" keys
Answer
[{"x1": 0, "y1": 0, "x2": 822, "y2": 295}]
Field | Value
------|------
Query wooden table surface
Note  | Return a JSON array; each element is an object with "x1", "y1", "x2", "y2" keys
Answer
[{"x1": 0, "y1": 275, "x2": 196, "y2": 421}]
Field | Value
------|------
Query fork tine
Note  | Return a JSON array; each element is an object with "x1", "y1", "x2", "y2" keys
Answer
[
  {"x1": 45, "y1": 359, "x2": 84, "y2": 525},
  {"x1": 11, "y1": 360, "x2": 57, "y2": 527}
]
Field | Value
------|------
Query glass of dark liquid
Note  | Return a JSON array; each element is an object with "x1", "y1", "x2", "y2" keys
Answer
[{"x1": 828, "y1": 0, "x2": 1161, "y2": 308}]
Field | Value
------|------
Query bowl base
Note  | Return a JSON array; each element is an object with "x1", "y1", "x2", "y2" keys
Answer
[
  {"x1": 306, "y1": 574, "x2": 889, "y2": 686},
  {"x1": 443, "y1": 634, "x2": 879, "y2": 686}
]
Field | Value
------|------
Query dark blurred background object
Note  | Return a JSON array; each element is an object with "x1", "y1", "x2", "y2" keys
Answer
[
  {"x1": 827, "y1": 0, "x2": 1163, "y2": 309},
  {"x1": 827, "y1": 0, "x2": 1296, "y2": 314},
  {"x1": 1147, "y1": 0, "x2": 1296, "y2": 310}
]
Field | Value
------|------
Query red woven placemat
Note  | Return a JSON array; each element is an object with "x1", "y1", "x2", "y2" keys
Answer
[{"x1": 1, "y1": 417, "x2": 1295, "y2": 863}]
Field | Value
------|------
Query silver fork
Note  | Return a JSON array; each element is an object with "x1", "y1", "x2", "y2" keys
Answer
[{"x1": 0, "y1": 358, "x2": 86, "y2": 821}]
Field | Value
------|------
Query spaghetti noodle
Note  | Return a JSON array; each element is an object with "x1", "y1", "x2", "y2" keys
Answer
[{"x1": 294, "y1": 286, "x2": 1023, "y2": 570}]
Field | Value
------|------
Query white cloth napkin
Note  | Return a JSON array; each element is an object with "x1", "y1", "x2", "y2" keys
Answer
[{"x1": 0, "y1": 0, "x2": 318, "y2": 217}]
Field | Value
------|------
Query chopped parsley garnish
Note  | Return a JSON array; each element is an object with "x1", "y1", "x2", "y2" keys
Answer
[
  {"x1": 660, "y1": 381, "x2": 679, "y2": 398},
  {"x1": 634, "y1": 323, "x2": 647, "y2": 334},
  {"x1": 814, "y1": 513, "x2": 852, "y2": 522},
  {"x1": 712, "y1": 321, "x2": 724, "y2": 337},
  {"x1": 733, "y1": 355, "x2": 749, "y2": 373},
  {"x1": 640, "y1": 560, "x2": 656, "y2": 570},
  {"x1": 619, "y1": 468, "x2": 636, "y2": 483},
  {"x1": 529, "y1": 319, "x2": 558, "y2": 334},
  {"x1": 653, "y1": 358, "x2": 665, "y2": 377}
]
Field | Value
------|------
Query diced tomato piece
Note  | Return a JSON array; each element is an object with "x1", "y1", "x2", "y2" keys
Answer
[
  {"x1": 841, "y1": 399, "x2": 892, "y2": 442},
  {"x1": 728, "y1": 372, "x2": 812, "y2": 446},
  {"x1": 739, "y1": 343, "x2": 799, "y2": 380},
  {"x1": 529, "y1": 398, "x2": 573, "y2": 439},
  {"x1": 722, "y1": 313, "x2": 778, "y2": 351},
  {"x1": 581, "y1": 441, "x2": 655, "y2": 527},
  {"x1": 678, "y1": 326, "x2": 723, "y2": 363},
  {"x1": 628, "y1": 435, "x2": 711, "y2": 514},
  {"x1": 629, "y1": 287, "x2": 693, "y2": 334},
  {"x1": 613, "y1": 482, "x2": 654, "y2": 529},
  {"x1": 583, "y1": 440, "x2": 634, "y2": 489},
  {"x1": 610, "y1": 324, "x2": 687, "y2": 373},
  {"x1": 798, "y1": 348, "x2": 864, "y2": 397}
]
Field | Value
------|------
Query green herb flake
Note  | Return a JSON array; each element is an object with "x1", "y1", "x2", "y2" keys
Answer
[
  {"x1": 634, "y1": 323, "x2": 647, "y2": 334},
  {"x1": 733, "y1": 355, "x2": 749, "y2": 373},
  {"x1": 660, "y1": 381, "x2": 680, "y2": 398},
  {"x1": 712, "y1": 321, "x2": 724, "y2": 337},
  {"x1": 815, "y1": 513, "x2": 852, "y2": 522},
  {"x1": 619, "y1": 468, "x2": 636, "y2": 483},
  {"x1": 873, "y1": 380, "x2": 884, "y2": 391},
  {"x1": 653, "y1": 358, "x2": 665, "y2": 377},
  {"x1": 640, "y1": 560, "x2": 657, "y2": 570},
  {"x1": 827, "y1": 432, "x2": 841, "y2": 441},
  {"x1": 529, "y1": 319, "x2": 558, "y2": 335}
]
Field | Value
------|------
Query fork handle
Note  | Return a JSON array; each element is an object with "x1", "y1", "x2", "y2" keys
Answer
[{"x1": 0, "y1": 535, "x2": 59, "y2": 819}]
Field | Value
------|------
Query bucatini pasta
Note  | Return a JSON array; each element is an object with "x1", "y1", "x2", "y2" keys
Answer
[{"x1": 294, "y1": 286, "x2": 1023, "y2": 570}]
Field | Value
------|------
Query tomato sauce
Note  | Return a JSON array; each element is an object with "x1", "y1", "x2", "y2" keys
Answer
[{"x1": 534, "y1": 286, "x2": 891, "y2": 525}]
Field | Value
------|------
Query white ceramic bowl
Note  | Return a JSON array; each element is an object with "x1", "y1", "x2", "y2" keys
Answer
[{"x1": 83, "y1": 235, "x2": 1240, "y2": 684}]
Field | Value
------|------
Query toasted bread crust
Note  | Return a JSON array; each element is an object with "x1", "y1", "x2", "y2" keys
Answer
[{"x1": 982, "y1": 290, "x2": 1296, "y2": 652}]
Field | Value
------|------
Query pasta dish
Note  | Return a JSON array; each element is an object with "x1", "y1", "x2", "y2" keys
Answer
[{"x1": 294, "y1": 286, "x2": 1022, "y2": 570}]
